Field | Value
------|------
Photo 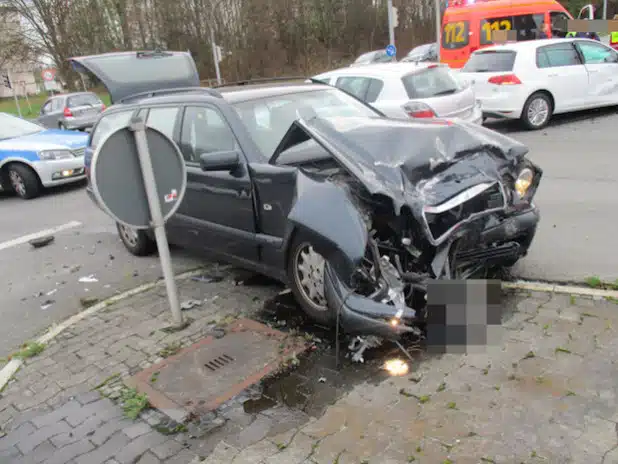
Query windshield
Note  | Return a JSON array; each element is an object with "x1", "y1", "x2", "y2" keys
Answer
[
  {"x1": 0, "y1": 113, "x2": 44, "y2": 141},
  {"x1": 232, "y1": 88, "x2": 381, "y2": 157},
  {"x1": 462, "y1": 50, "x2": 517, "y2": 72},
  {"x1": 67, "y1": 93, "x2": 102, "y2": 107},
  {"x1": 402, "y1": 66, "x2": 460, "y2": 99}
]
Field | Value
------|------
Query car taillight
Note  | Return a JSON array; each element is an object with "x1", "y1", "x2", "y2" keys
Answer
[
  {"x1": 63, "y1": 107, "x2": 73, "y2": 117},
  {"x1": 402, "y1": 101, "x2": 436, "y2": 118},
  {"x1": 488, "y1": 74, "x2": 522, "y2": 85}
]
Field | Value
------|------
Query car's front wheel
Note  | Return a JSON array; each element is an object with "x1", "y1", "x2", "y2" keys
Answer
[
  {"x1": 287, "y1": 234, "x2": 335, "y2": 326},
  {"x1": 116, "y1": 222, "x2": 156, "y2": 256},
  {"x1": 521, "y1": 92, "x2": 552, "y2": 130},
  {"x1": 5, "y1": 163, "x2": 41, "y2": 199}
]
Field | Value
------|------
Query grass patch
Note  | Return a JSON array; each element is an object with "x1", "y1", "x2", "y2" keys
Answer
[
  {"x1": 158, "y1": 342, "x2": 183, "y2": 358},
  {"x1": 418, "y1": 395, "x2": 431, "y2": 404},
  {"x1": 555, "y1": 347, "x2": 572, "y2": 355},
  {"x1": 11, "y1": 341, "x2": 45, "y2": 360},
  {"x1": 120, "y1": 387, "x2": 149, "y2": 419},
  {"x1": 584, "y1": 276, "x2": 618, "y2": 291},
  {"x1": 0, "y1": 92, "x2": 111, "y2": 118}
]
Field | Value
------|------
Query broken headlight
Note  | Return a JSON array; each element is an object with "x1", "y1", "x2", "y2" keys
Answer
[{"x1": 514, "y1": 168, "x2": 533, "y2": 198}]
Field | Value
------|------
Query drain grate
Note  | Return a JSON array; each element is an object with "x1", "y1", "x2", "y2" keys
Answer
[{"x1": 204, "y1": 354, "x2": 235, "y2": 371}]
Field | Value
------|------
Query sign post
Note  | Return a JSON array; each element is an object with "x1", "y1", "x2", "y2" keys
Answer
[
  {"x1": 90, "y1": 118, "x2": 188, "y2": 328},
  {"x1": 387, "y1": 0, "x2": 396, "y2": 49},
  {"x1": 435, "y1": 0, "x2": 442, "y2": 62}
]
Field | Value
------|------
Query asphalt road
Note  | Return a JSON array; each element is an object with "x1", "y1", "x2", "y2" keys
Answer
[
  {"x1": 0, "y1": 182, "x2": 203, "y2": 357},
  {"x1": 0, "y1": 107, "x2": 616, "y2": 356}
]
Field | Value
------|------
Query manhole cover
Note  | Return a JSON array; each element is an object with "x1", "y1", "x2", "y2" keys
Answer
[{"x1": 127, "y1": 318, "x2": 308, "y2": 422}]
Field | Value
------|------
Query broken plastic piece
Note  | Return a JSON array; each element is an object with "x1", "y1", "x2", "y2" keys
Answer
[
  {"x1": 348, "y1": 335, "x2": 383, "y2": 363},
  {"x1": 78, "y1": 275, "x2": 98, "y2": 283},
  {"x1": 29, "y1": 236, "x2": 54, "y2": 248},
  {"x1": 180, "y1": 299, "x2": 203, "y2": 310}
]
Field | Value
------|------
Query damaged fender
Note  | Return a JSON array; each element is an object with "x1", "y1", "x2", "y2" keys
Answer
[{"x1": 287, "y1": 172, "x2": 368, "y2": 282}]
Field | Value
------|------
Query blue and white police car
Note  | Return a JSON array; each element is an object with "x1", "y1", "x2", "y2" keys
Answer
[{"x1": 0, "y1": 112, "x2": 89, "y2": 199}]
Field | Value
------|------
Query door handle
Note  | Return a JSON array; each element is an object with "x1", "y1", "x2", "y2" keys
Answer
[{"x1": 589, "y1": 69, "x2": 599, "y2": 73}]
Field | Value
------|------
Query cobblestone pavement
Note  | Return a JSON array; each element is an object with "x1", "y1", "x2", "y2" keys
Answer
[{"x1": 1, "y1": 269, "x2": 618, "y2": 463}]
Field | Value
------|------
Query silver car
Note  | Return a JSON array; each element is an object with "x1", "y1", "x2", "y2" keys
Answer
[
  {"x1": 36, "y1": 92, "x2": 106, "y2": 131},
  {"x1": 350, "y1": 50, "x2": 396, "y2": 67},
  {"x1": 313, "y1": 62, "x2": 483, "y2": 124}
]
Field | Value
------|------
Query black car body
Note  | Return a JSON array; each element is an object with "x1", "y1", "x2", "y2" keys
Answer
[
  {"x1": 401, "y1": 43, "x2": 438, "y2": 63},
  {"x1": 74, "y1": 51, "x2": 542, "y2": 341}
]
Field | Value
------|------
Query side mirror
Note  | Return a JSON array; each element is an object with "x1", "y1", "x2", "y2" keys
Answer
[{"x1": 199, "y1": 150, "x2": 240, "y2": 172}]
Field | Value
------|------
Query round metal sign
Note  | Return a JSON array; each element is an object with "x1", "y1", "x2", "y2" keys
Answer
[
  {"x1": 41, "y1": 69, "x2": 56, "y2": 81},
  {"x1": 90, "y1": 125, "x2": 187, "y2": 229},
  {"x1": 386, "y1": 44, "x2": 397, "y2": 57}
]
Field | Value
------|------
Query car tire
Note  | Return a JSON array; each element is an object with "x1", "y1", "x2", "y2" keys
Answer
[
  {"x1": 287, "y1": 233, "x2": 336, "y2": 326},
  {"x1": 521, "y1": 92, "x2": 552, "y2": 130},
  {"x1": 116, "y1": 222, "x2": 156, "y2": 256},
  {"x1": 5, "y1": 163, "x2": 41, "y2": 199}
]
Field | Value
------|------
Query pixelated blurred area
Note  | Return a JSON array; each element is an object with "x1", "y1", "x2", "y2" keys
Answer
[
  {"x1": 568, "y1": 19, "x2": 618, "y2": 33},
  {"x1": 425, "y1": 279, "x2": 503, "y2": 354},
  {"x1": 491, "y1": 29, "x2": 517, "y2": 43}
]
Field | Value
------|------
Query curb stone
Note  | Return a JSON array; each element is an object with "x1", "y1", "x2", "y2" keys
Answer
[{"x1": 0, "y1": 267, "x2": 209, "y2": 393}]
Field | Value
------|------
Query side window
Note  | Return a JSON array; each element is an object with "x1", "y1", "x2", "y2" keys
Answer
[
  {"x1": 550, "y1": 12, "x2": 570, "y2": 38},
  {"x1": 480, "y1": 16, "x2": 513, "y2": 45},
  {"x1": 91, "y1": 111, "x2": 134, "y2": 149},
  {"x1": 179, "y1": 106, "x2": 238, "y2": 163},
  {"x1": 146, "y1": 107, "x2": 180, "y2": 139},
  {"x1": 365, "y1": 78, "x2": 384, "y2": 103},
  {"x1": 40, "y1": 100, "x2": 52, "y2": 115},
  {"x1": 335, "y1": 76, "x2": 370, "y2": 100},
  {"x1": 538, "y1": 43, "x2": 582, "y2": 67},
  {"x1": 576, "y1": 41, "x2": 618, "y2": 64},
  {"x1": 442, "y1": 20, "x2": 470, "y2": 49},
  {"x1": 51, "y1": 98, "x2": 63, "y2": 112}
]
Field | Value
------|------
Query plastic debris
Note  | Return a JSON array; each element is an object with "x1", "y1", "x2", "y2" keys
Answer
[
  {"x1": 46, "y1": 289, "x2": 57, "y2": 296},
  {"x1": 79, "y1": 275, "x2": 98, "y2": 283},
  {"x1": 192, "y1": 274, "x2": 224, "y2": 283},
  {"x1": 318, "y1": 377, "x2": 326, "y2": 383},
  {"x1": 41, "y1": 299, "x2": 55, "y2": 310},
  {"x1": 181, "y1": 299, "x2": 203, "y2": 310},
  {"x1": 29, "y1": 236, "x2": 54, "y2": 248}
]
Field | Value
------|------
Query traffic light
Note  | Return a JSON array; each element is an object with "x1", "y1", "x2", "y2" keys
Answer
[{"x1": 2, "y1": 74, "x2": 11, "y2": 89}]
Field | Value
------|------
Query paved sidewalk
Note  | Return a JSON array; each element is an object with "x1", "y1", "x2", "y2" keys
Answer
[{"x1": 1, "y1": 269, "x2": 618, "y2": 463}]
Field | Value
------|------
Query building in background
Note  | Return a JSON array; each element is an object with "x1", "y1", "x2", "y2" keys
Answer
[{"x1": 0, "y1": 11, "x2": 39, "y2": 98}]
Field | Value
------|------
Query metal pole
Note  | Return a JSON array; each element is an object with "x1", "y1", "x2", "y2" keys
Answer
[
  {"x1": 130, "y1": 118, "x2": 184, "y2": 328},
  {"x1": 210, "y1": 28, "x2": 222, "y2": 85},
  {"x1": 603, "y1": 0, "x2": 607, "y2": 20},
  {"x1": 387, "y1": 0, "x2": 395, "y2": 47},
  {"x1": 9, "y1": 73, "x2": 22, "y2": 118},
  {"x1": 435, "y1": 0, "x2": 442, "y2": 63}
]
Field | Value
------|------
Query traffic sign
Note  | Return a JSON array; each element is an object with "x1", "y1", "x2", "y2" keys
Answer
[
  {"x1": 91, "y1": 120, "x2": 188, "y2": 328},
  {"x1": 386, "y1": 44, "x2": 397, "y2": 57},
  {"x1": 41, "y1": 68, "x2": 56, "y2": 82},
  {"x1": 91, "y1": 125, "x2": 187, "y2": 229}
]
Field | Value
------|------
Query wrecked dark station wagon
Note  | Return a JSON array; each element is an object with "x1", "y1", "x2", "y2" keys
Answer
[{"x1": 74, "y1": 50, "x2": 542, "y2": 351}]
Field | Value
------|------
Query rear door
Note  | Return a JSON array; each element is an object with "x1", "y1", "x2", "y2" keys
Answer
[
  {"x1": 573, "y1": 40, "x2": 618, "y2": 105},
  {"x1": 401, "y1": 65, "x2": 475, "y2": 118},
  {"x1": 535, "y1": 42, "x2": 590, "y2": 111}
]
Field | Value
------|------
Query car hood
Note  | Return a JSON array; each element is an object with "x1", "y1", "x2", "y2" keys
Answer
[
  {"x1": 69, "y1": 50, "x2": 200, "y2": 104},
  {"x1": 281, "y1": 116, "x2": 528, "y2": 210},
  {"x1": 0, "y1": 129, "x2": 89, "y2": 153}
]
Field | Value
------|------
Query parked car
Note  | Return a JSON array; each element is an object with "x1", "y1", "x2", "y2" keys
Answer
[
  {"x1": 35, "y1": 92, "x2": 106, "y2": 131},
  {"x1": 351, "y1": 50, "x2": 395, "y2": 66},
  {"x1": 0, "y1": 113, "x2": 89, "y2": 199},
  {"x1": 401, "y1": 43, "x2": 438, "y2": 62},
  {"x1": 459, "y1": 38, "x2": 618, "y2": 130},
  {"x1": 73, "y1": 50, "x2": 542, "y2": 343},
  {"x1": 313, "y1": 62, "x2": 483, "y2": 124}
]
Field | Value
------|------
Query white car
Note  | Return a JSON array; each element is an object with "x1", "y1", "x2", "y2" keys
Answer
[
  {"x1": 312, "y1": 62, "x2": 483, "y2": 124},
  {"x1": 459, "y1": 38, "x2": 618, "y2": 130}
]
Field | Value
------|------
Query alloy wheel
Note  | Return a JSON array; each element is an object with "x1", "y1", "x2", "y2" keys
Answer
[
  {"x1": 118, "y1": 224, "x2": 139, "y2": 248},
  {"x1": 527, "y1": 98, "x2": 549, "y2": 127},
  {"x1": 9, "y1": 170, "x2": 26, "y2": 197},
  {"x1": 293, "y1": 243, "x2": 327, "y2": 311}
]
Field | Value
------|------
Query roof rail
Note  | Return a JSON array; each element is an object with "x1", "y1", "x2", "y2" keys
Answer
[
  {"x1": 213, "y1": 76, "x2": 308, "y2": 88},
  {"x1": 119, "y1": 87, "x2": 223, "y2": 103}
]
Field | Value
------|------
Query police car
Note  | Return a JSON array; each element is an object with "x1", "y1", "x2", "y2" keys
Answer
[{"x1": 0, "y1": 112, "x2": 89, "y2": 199}]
